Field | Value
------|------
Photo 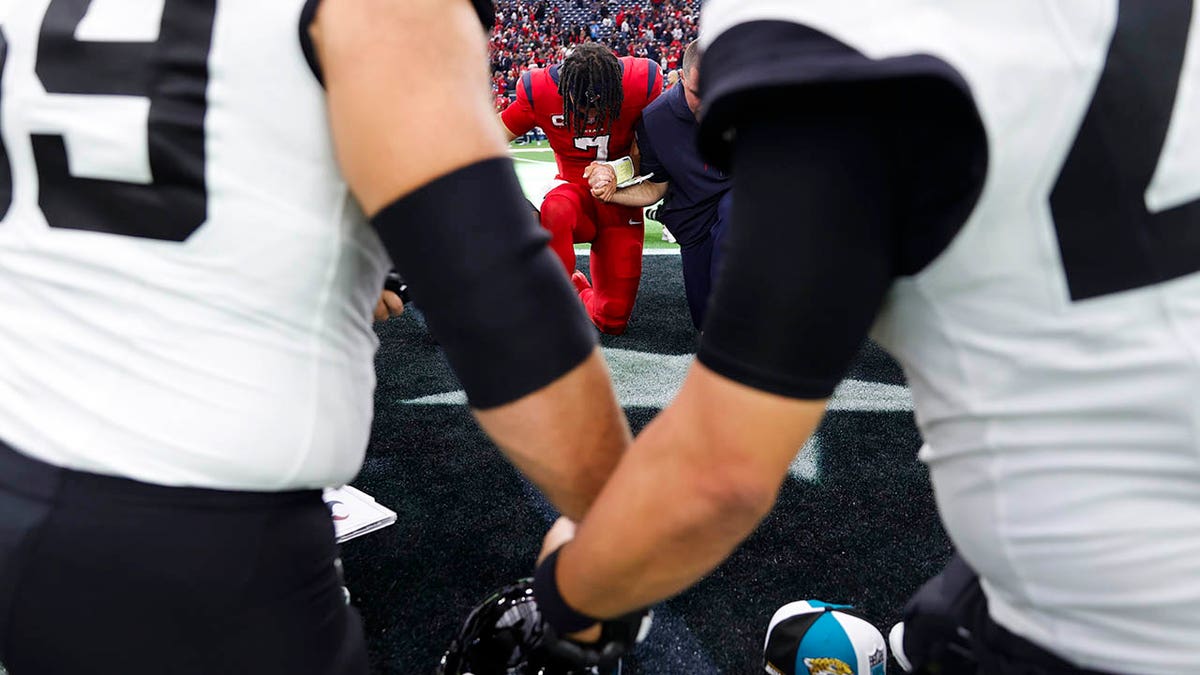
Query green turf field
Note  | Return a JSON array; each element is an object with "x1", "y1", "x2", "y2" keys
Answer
[{"x1": 510, "y1": 141, "x2": 676, "y2": 250}]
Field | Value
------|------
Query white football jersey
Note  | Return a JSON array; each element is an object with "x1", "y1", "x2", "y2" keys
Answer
[
  {"x1": 703, "y1": 2, "x2": 1200, "y2": 672},
  {"x1": 0, "y1": 1, "x2": 391, "y2": 491}
]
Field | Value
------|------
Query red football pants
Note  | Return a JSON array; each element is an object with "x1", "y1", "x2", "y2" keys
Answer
[{"x1": 539, "y1": 182, "x2": 644, "y2": 334}]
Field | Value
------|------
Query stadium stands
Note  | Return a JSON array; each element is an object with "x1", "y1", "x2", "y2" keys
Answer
[{"x1": 491, "y1": 0, "x2": 699, "y2": 110}]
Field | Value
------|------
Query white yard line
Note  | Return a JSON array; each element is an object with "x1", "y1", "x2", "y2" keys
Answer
[
  {"x1": 575, "y1": 247, "x2": 680, "y2": 255},
  {"x1": 510, "y1": 155, "x2": 551, "y2": 165}
]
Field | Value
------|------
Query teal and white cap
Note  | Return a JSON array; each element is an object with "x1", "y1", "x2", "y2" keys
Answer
[{"x1": 763, "y1": 600, "x2": 887, "y2": 675}]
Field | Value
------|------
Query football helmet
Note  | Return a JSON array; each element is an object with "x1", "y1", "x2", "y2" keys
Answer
[
  {"x1": 383, "y1": 270, "x2": 411, "y2": 304},
  {"x1": 436, "y1": 579, "x2": 648, "y2": 675}
]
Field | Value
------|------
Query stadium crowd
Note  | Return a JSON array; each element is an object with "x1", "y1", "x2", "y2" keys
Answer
[{"x1": 490, "y1": 0, "x2": 699, "y2": 110}]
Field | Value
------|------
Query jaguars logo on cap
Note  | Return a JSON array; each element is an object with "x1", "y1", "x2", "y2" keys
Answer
[{"x1": 804, "y1": 657, "x2": 854, "y2": 675}]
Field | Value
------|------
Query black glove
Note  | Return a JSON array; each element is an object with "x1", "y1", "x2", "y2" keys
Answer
[
  {"x1": 436, "y1": 579, "x2": 650, "y2": 675},
  {"x1": 543, "y1": 607, "x2": 652, "y2": 671}
]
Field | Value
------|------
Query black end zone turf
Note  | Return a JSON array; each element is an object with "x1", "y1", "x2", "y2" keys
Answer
[{"x1": 348, "y1": 254, "x2": 950, "y2": 673}]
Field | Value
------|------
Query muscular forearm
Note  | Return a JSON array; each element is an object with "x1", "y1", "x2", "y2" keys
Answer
[
  {"x1": 552, "y1": 364, "x2": 827, "y2": 618},
  {"x1": 555, "y1": 411, "x2": 772, "y2": 617},
  {"x1": 605, "y1": 179, "x2": 668, "y2": 208},
  {"x1": 475, "y1": 348, "x2": 631, "y2": 521}
]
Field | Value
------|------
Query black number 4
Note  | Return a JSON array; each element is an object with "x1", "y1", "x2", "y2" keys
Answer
[
  {"x1": 0, "y1": 1, "x2": 216, "y2": 242},
  {"x1": 1050, "y1": 0, "x2": 1200, "y2": 301}
]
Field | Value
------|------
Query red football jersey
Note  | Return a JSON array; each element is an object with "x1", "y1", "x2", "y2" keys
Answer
[{"x1": 502, "y1": 56, "x2": 664, "y2": 186}]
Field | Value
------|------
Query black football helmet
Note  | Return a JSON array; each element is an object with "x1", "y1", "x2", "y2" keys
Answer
[
  {"x1": 383, "y1": 270, "x2": 410, "y2": 304},
  {"x1": 436, "y1": 579, "x2": 644, "y2": 675}
]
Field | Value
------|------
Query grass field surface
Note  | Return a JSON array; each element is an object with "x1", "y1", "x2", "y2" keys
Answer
[{"x1": 510, "y1": 140, "x2": 675, "y2": 250}]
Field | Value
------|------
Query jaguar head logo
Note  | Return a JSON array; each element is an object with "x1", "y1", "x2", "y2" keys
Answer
[{"x1": 804, "y1": 657, "x2": 854, "y2": 675}]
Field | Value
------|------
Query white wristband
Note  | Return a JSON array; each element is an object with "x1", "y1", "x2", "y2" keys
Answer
[{"x1": 602, "y1": 156, "x2": 653, "y2": 188}]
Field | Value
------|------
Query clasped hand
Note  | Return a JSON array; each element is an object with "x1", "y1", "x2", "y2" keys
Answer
[{"x1": 584, "y1": 162, "x2": 618, "y2": 202}]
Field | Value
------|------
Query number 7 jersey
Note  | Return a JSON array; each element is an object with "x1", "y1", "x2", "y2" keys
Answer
[
  {"x1": 0, "y1": 1, "x2": 391, "y2": 490},
  {"x1": 501, "y1": 56, "x2": 663, "y2": 185},
  {"x1": 699, "y1": 2, "x2": 1200, "y2": 674}
]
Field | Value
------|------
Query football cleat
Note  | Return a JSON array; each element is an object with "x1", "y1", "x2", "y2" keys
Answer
[{"x1": 436, "y1": 579, "x2": 622, "y2": 675}]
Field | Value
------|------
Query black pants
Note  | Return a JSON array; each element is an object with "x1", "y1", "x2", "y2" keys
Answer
[
  {"x1": 902, "y1": 554, "x2": 1116, "y2": 675},
  {"x1": 0, "y1": 439, "x2": 368, "y2": 675},
  {"x1": 678, "y1": 192, "x2": 732, "y2": 331}
]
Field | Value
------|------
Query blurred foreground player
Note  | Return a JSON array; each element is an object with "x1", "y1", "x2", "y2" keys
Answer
[
  {"x1": 0, "y1": 1, "x2": 630, "y2": 673},
  {"x1": 501, "y1": 43, "x2": 663, "y2": 334},
  {"x1": 511, "y1": 2, "x2": 1200, "y2": 675}
]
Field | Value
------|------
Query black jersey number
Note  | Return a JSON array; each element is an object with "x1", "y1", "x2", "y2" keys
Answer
[
  {"x1": 1050, "y1": 0, "x2": 1200, "y2": 301},
  {"x1": 0, "y1": 0, "x2": 216, "y2": 241}
]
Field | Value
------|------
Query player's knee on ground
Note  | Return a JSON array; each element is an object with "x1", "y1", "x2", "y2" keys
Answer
[{"x1": 592, "y1": 238, "x2": 643, "y2": 333}]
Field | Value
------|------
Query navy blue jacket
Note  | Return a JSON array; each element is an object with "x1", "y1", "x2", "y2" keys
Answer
[{"x1": 637, "y1": 84, "x2": 732, "y2": 248}]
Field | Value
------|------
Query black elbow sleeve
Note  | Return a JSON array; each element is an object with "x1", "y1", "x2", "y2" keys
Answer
[{"x1": 370, "y1": 158, "x2": 596, "y2": 409}]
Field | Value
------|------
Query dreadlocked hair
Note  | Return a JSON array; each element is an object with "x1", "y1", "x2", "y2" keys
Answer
[{"x1": 559, "y1": 42, "x2": 624, "y2": 138}]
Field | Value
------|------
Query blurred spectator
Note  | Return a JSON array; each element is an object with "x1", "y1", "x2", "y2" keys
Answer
[{"x1": 489, "y1": 0, "x2": 698, "y2": 112}]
